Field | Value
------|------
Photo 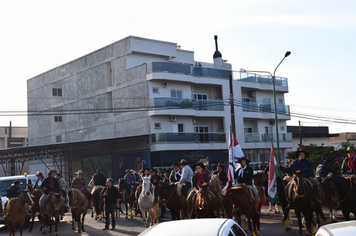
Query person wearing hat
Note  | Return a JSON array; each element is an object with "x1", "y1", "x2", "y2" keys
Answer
[
  {"x1": 124, "y1": 169, "x2": 136, "y2": 184},
  {"x1": 139, "y1": 167, "x2": 150, "y2": 184},
  {"x1": 3, "y1": 180, "x2": 22, "y2": 218},
  {"x1": 234, "y1": 157, "x2": 259, "y2": 200},
  {"x1": 150, "y1": 169, "x2": 162, "y2": 203},
  {"x1": 212, "y1": 163, "x2": 228, "y2": 186},
  {"x1": 315, "y1": 159, "x2": 338, "y2": 181},
  {"x1": 93, "y1": 169, "x2": 106, "y2": 187},
  {"x1": 176, "y1": 159, "x2": 193, "y2": 201},
  {"x1": 34, "y1": 172, "x2": 44, "y2": 189},
  {"x1": 341, "y1": 146, "x2": 356, "y2": 179},
  {"x1": 169, "y1": 163, "x2": 182, "y2": 184},
  {"x1": 39, "y1": 170, "x2": 62, "y2": 216},
  {"x1": 55, "y1": 173, "x2": 67, "y2": 198},
  {"x1": 72, "y1": 170, "x2": 92, "y2": 203}
]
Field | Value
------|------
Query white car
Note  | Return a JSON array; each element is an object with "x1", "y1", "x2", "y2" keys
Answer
[
  {"x1": 138, "y1": 218, "x2": 247, "y2": 236},
  {"x1": 316, "y1": 221, "x2": 356, "y2": 236}
]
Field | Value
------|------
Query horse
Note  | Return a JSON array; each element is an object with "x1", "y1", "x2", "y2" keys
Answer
[
  {"x1": 209, "y1": 174, "x2": 226, "y2": 217},
  {"x1": 157, "y1": 182, "x2": 181, "y2": 220},
  {"x1": 325, "y1": 174, "x2": 356, "y2": 221},
  {"x1": 194, "y1": 183, "x2": 212, "y2": 218},
  {"x1": 319, "y1": 177, "x2": 339, "y2": 222},
  {"x1": 5, "y1": 189, "x2": 34, "y2": 236},
  {"x1": 68, "y1": 188, "x2": 90, "y2": 233},
  {"x1": 138, "y1": 176, "x2": 154, "y2": 228},
  {"x1": 42, "y1": 192, "x2": 62, "y2": 236},
  {"x1": 220, "y1": 186, "x2": 260, "y2": 236},
  {"x1": 285, "y1": 169, "x2": 314, "y2": 236},
  {"x1": 91, "y1": 185, "x2": 105, "y2": 220},
  {"x1": 118, "y1": 178, "x2": 136, "y2": 219},
  {"x1": 27, "y1": 186, "x2": 43, "y2": 233}
]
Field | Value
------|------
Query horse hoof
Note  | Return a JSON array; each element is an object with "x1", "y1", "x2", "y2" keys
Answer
[{"x1": 285, "y1": 227, "x2": 292, "y2": 231}]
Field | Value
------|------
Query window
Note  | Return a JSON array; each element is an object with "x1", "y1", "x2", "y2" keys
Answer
[
  {"x1": 154, "y1": 123, "x2": 161, "y2": 129},
  {"x1": 262, "y1": 98, "x2": 271, "y2": 104},
  {"x1": 171, "y1": 90, "x2": 182, "y2": 99},
  {"x1": 280, "y1": 125, "x2": 285, "y2": 131},
  {"x1": 52, "y1": 88, "x2": 62, "y2": 97},
  {"x1": 55, "y1": 135, "x2": 62, "y2": 143},
  {"x1": 242, "y1": 98, "x2": 251, "y2": 103},
  {"x1": 195, "y1": 126, "x2": 209, "y2": 143},
  {"x1": 278, "y1": 98, "x2": 283, "y2": 104},
  {"x1": 244, "y1": 127, "x2": 253, "y2": 133},
  {"x1": 230, "y1": 224, "x2": 246, "y2": 236},
  {"x1": 152, "y1": 87, "x2": 159, "y2": 94},
  {"x1": 54, "y1": 116, "x2": 62, "y2": 122},
  {"x1": 172, "y1": 124, "x2": 184, "y2": 134}
]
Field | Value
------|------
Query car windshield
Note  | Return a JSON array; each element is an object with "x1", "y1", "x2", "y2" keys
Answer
[{"x1": 0, "y1": 179, "x2": 27, "y2": 196}]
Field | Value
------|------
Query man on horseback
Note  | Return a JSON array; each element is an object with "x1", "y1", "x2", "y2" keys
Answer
[
  {"x1": 150, "y1": 169, "x2": 162, "y2": 203},
  {"x1": 212, "y1": 163, "x2": 228, "y2": 187},
  {"x1": 341, "y1": 146, "x2": 356, "y2": 185},
  {"x1": 124, "y1": 169, "x2": 136, "y2": 197},
  {"x1": 71, "y1": 170, "x2": 92, "y2": 205},
  {"x1": 34, "y1": 172, "x2": 44, "y2": 189},
  {"x1": 3, "y1": 180, "x2": 22, "y2": 218},
  {"x1": 169, "y1": 163, "x2": 182, "y2": 184},
  {"x1": 93, "y1": 169, "x2": 106, "y2": 186},
  {"x1": 39, "y1": 170, "x2": 63, "y2": 216},
  {"x1": 176, "y1": 159, "x2": 193, "y2": 202},
  {"x1": 316, "y1": 159, "x2": 338, "y2": 182}
]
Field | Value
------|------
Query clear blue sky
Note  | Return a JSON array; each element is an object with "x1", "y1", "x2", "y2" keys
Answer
[{"x1": 1, "y1": 0, "x2": 355, "y2": 133}]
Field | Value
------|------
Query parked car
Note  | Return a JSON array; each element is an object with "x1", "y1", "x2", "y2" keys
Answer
[
  {"x1": 138, "y1": 218, "x2": 247, "y2": 236},
  {"x1": 316, "y1": 220, "x2": 356, "y2": 236},
  {"x1": 0, "y1": 173, "x2": 37, "y2": 224}
]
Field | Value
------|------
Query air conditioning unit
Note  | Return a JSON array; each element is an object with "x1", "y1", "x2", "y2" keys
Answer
[
  {"x1": 269, "y1": 121, "x2": 275, "y2": 126},
  {"x1": 248, "y1": 91, "x2": 256, "y2": 97},
  {"x1": 162, "y1": 81, "x2": 168, "y2": 88},
  {"x1": 170, "y1": 116, "x2": 177, "y2": 122},
  {"x1": 192, "y1": 119, "x2": 196, "y2": 124}
]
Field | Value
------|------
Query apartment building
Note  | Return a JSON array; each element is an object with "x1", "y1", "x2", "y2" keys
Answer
[{"x1": 27, "y1": 36, "x2": 292, "y2": 175}]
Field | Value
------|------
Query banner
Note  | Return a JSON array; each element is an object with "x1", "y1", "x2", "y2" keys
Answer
[
  {"x1": 268, "y1": 142, "x2": 280, "y2": 203},
  {"x1": 228, "y1": 128, "x2": 244, "y2": 186}
]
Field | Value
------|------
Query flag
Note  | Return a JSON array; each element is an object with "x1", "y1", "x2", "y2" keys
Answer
[
  {"x1": 268, "y1": 142, "x2": 280, "y2": 203},
  {"x1": 228, "y1": 128, "x2": 244, "y2": 187}
]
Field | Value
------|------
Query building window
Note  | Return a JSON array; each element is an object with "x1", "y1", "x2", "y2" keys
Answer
[
  {"x1": 244, "y1": 127, "x2": 253, "y2": 133},
  {"x1": 262, "y1": 98, "x2": 271, "y2": 104},
  {"x1": 280, "y1": 125, "x2": 285, "y2": 131},
  {"x1": 55, "y1": 135, "x2": 62, "y2": 143},
  {"x1": 154, "y1": 123, "x2": 161, "y2": 129},
  {"x1": 152, "y1": 87, "x2": 159, "y2": 94},
  {"x1": 171, "y1": 90, "x2": 182, "y2": 99},
  {"x1": 54, "y1": 116, "x2": 63, "y2": 122},
  {"x1": 173, "y1": 124, "x2": 184, "y2": 134},
  {"x1": 278, "y1": 98, "x2": 283, "y2": 104},
  {"x1": 52, "y1": 88, "x2": 62, "y2": 97}
]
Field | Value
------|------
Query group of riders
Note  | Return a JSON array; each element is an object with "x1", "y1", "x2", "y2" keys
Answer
[{"x1": 3, "y1": 145, "x2": 356, "y2": 227}]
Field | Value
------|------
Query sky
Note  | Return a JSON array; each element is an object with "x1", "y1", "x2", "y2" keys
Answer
[{"x1": 1, "y1": 0, "x2": 356, "y2": 134}]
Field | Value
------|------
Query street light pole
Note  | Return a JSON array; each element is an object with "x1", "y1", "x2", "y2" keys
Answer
[{"x1": 241, "y1": 51, "x2": 291, "y2": 164}]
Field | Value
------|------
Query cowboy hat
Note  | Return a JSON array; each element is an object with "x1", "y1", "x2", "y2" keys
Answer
[
  {"x1": 237, "y1": 157, "x2": 250, "y2": 164},
  {"x1": 345, "y1": 146, "x2": 356, "y2": 153},
  {"x1": 173, "y1": 162, "x2": 180, "y2": 167},
  {"x1": 179, "y1": 159, "x2": 188, "y2": 165},
  {"x1": 36, "y1": 172, "x2": 44, "y2": 177},
  {"x1": 48, "y1": 169, "x2": 57, "y2": 176},
  {"x1": 75, "y1": 170, "x2": 84, "y2": 175},
  {"x1": 96, "y1": 169, "x2": 103, "y2": 172},
  {"x1": 295, "y1": 149, "x2": 309, "y2": 158},
  {"x1": 192, "y1": 161, "x2": 205, "y2": 170},
  {"x1": 217, "y1": 163, "x2": 225, "y2": 169}
]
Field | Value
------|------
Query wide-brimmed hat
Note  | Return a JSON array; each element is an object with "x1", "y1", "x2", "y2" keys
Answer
[
  {"x1": 96, "y1": 169, "x2": 103, "y2": 172},
  {"x1": 179, "y1": 159, "x2": 188, "y2": 165},
  {"x1": 173, "y1": 162, "x2": 180, "y2": 167},
  {"x1": 48, "y1": 169, "x2": 57, "y2": 176},
  {"x1": 56, "y1": 173, "x2": 61, "y2": 177},
  {"x1": 345, "y1": 146, "x2": 356, "y2": 153},
  {"x1": 237, "y1": 157, "x2": 250, "y2": 164},
  {"x1": 286, "y1": 156, "x2": 295, "y2": 160},
  {"x1": 193, "y1": 161, "x2": 205, "y2": 170},
  {"x1": 75, "y1": 170, "x2": 84, "y2": 175},
  {"x1": 36, "y1": 172, "x2": 44, "y2": 177},
  {"x1": 295, "y1": 149, "x2": 309, "y2": 158},
  {"x1": 217, "y1": 163, "x2": 225, "y2": 169}
]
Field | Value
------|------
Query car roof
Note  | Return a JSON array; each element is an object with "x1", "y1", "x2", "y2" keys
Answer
[
  {"x1": 139, "y1": 218, "x2": 231, "y2": 236},
  {"x1": 318, "y1": 220, "x2": 356, "y2": 236},
  {"x1": 0, "y1": 175, "x2": 36, "y2": 180}
]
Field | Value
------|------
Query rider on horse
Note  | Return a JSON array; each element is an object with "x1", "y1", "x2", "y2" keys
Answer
[
  {"x1": 169, "y1": 163, "x2": 182, "y2": 184},
  {"x1": 150, "y1": 169, "x2": 162, "y2": 203},
  {"x1": 3, "y1": 180, "x2": 22, "y2": 218},
  {"x1": 341, "y1": 146, "x2": 356, "y2": 185},
  {"x1": 71, "y1": 170, "x2": 92, "y2": 205},
  {"x1": 93, "y1": 169, "x2": 106, "y2": 186},
  {"x1": 176, "y1": 159, "x2": 193, "y2": 201},
  {"x1": 316, "y1": 159, "x2": 338, "y2": 182},
  {"x1": 212, "y1": 163, "x2": 228, "y2": 187},
  {"x1": 34, "y1": 172, "x2": 44, "y2": 189},
  {"x1": 124, "y1": 169, "x2": 136, "y2": 196},
  {"x1": 39, "y1": 170, "x2": 63, "y2": 216}
]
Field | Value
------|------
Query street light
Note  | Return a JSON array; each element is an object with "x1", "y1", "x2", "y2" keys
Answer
[{"x1": 241, "y1": 51, "x2": 291, "y2": 164}]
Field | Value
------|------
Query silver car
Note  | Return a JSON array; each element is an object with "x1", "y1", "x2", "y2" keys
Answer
[
  {"x1": 139, "y1": 218, "x2": 247, "y2": 236},
  {"x1": 316, "y1": 221, "x2": 356, "y2": 236}
]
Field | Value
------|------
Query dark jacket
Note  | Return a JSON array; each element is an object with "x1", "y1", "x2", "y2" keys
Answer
[
  {"x1": 71, "y1": 177, "x2": 87, "y2": 189},
  {"x1": 169, "y1": 170, "x2": 182, "y2": 183},
  {"x1": 212, "y1": 170, "x2": 228, "y2": 186},
  {"x1": 150, "y1": 174, "x2": 162, "y2": 184},
  {"x1": 235, "y1": 165, "x2": 254, "y2": 185},
  {"x1": 93, "y1": 172, "x2": 106, "y2": 186},
  {"x1": 192, "y1": 173, "x2": 209, "y2": 189},
  {"x1": 341, "y1": 156, "x2": 356, "y2": 177},
  {"x1": 101, "y1": 185, "x2": 120, "y2": 204},
  {"x1": 315, "y1": 163, "x2": 338, "y2": 178},
  {"x1": 279, "y1": 159, "x2": 313, "y2": 178},
  {"x1": 6, "y1": 186, "x2": 21, "y2": 198},
  {"x1": 41, "y1": 177, "x2": 60, "y2": 195}
]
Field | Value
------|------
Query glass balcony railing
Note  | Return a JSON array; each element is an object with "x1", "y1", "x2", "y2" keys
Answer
[
  {"x1": 150, "y1": 97, "x2": 224, "y2": 111},
  {"x1": 244, "y1": 133, "x2": 292, "y2": 143},
  {"x1": 234, "y1": 71, "x2": 288, "y2": 86},
  {"x1": 146, "y1": 62, "x2": 232, "y2": 79},
  {"x1": 151, "y1": 132, "x2": 226, "y2": 143},
  {"x1": 242, "y1": 102, "x2": 290, "y2": 115}
]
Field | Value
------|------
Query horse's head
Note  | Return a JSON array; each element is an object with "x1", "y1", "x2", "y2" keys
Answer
[
  {"x1": 254, "y1": 172, "x2": 267, "y2": 187},
  {"x1": 118, "y1": 178, "x2": 124, "y2": 191},
  {"x1": 22, "y1": 189, "x2": 34, "y2": 206},
  {"x1": 67, "y1": 188, "x2": 74, "y2": 207},
  {"x1": 142, "y1": 176, "x2": 152, "y2": 196},
  {"x1": 292, "y1": 168, "x2": 305, "y2": 197},
  {"x1": 196, "y1": 183, "x2": 209, "y2": 211}
]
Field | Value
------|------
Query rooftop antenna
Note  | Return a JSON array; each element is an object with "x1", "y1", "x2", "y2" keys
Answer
[{"x1": 213, "y1": 35, "x2": 222, "y2": 59}]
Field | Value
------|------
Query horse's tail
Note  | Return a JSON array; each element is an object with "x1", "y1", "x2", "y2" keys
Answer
[{"x1": 93, "y1": 188, "x2": 100, "y2": 214}]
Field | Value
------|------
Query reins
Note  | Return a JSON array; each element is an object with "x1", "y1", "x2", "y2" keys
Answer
[
  {"x1": 162, "y1": 184, "x2": 177, "y2": 204},
  {"x1": 332, "y1": 178, "x2": 353, "y2": 204},
  {"x1": 71, "y1": 190, "x2": 88, "y2": 209}
]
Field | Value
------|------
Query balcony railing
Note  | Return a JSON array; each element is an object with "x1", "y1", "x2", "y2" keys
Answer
[
  {"x1": 242, "y1": 102, "x2": 290, "y2": 115},
  {"x1": 150, "y1": 97, "x2": 224, "y2": 111},
  {"x1": 244, "y1": 133, "x2": 292, "y2": 143},
  {"x1": 146, "y1": 62, "x2": 232, "y2": 79},
  {"x1": 234, "y1": 71, "x2": 288, "y2": 86},
  {"x1": 151, "y1": 132, "x2": 226, "y2": 143}
]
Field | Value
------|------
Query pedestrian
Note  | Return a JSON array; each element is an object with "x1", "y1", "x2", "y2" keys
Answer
[{"x1": 101, "y1": 178, "x2": 120, "y2": 230}]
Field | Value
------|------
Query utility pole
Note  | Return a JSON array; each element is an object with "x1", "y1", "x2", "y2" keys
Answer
[{"x1": 299, "y1": 120, "x2": 303, "y2": 146}]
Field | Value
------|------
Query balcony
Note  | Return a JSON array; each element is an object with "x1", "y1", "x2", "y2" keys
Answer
[
  {"x1": 151, "y1": 97, "x2": 224, "y2": 111},
  {"x1": 151, "y1": 132, "x2": 226, "y2": 143},
  {"x1": 242, "y1": 102, "x2": 290, "y2": 115},
  {"x1": 234, "y1": 71, "x2": 288, "y2": 86},
  {"x1": 244, "y1": 133, "x2": 292, "y2": 143},
  {"x1": 146, "y1": 62, "x2": 232, "y2": 79}
]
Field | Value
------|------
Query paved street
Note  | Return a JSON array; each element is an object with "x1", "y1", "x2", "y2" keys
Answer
[{"x1": 0, "y1": 206, "x2": 346, "y2": 235}]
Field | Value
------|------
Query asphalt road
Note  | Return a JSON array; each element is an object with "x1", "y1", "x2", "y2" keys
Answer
[{"x1": 0, "y1": 206, "x2": 346, "y2": 236}]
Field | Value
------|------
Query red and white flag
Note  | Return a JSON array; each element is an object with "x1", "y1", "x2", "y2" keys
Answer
[
  {"x1": 228, "y1": 128, "x2": 244, "y2": 186},
  {"x1": 268, "y1": 142, "x2": 280, "y2": 203}
]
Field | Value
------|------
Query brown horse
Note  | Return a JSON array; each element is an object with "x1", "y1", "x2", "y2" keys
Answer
[
  {"x1": 5, "y1": 189, "x2": 33, "y2": 236},
  {"x1": 209, "y1": 174, "x2": 226, "y2": 217},
  {"x1": 91, "y1": 186, "x2": 105, "y2": 220},
  {"x1": 27, "y1": 186, "x2": 43, "y2": 233},
  {"x1": 42, "y1": 192, "x2": 62, "y2": 236},
  {"x1": 118, "y1": 178, "x2": 136, "y2": 219},
  {"x1": 68, "y1": 188, "x2": 90, "y2": 233},
  {"x1": 220, "y1": 186, "x2": 260, "y2": 236},
  {"x1": 157, "y1": 182, "x2": 181, "y2": 220},
  {"x1": 319, "y1": 178, "x2": 338, "y2": 222},
  {"x1": 194, "y1": 183, "x2": 212, "y2": 218}
]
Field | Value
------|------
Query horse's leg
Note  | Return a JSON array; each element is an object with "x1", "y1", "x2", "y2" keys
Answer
[
  {"x1": 42, "y1": 215, "x2": 46, "y2": 234},
  {"x1": 125, "y1": 201, "x2": 128, "y2": 219},
  {"x1": 28, "y1": 213, "x2": 35, "y2": 232},
  {"x1": 342, "y1": 208, "x2": 351, "y2": 221},
  {"x1": 295, "y1": 209, "x2": 303, "y2": 236},
  {"x1": 71, "y1": 214, "x2": 75, "y2": 230},
  {"x1": 77, "y1": 213, "x2": 81, "y2": 233},
  {"x1": 39, "y1": 214, "x2": 43, "y2": 232},
  {"x1": 81, "y1": 212, "x2": 86, "y2": 232},
  {"x1": 55, "y1": 215, "x2": 59, "y2": 236}
]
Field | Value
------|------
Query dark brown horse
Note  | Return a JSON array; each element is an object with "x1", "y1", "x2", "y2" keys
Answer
[
  {"x1": 194, "y1": 183, "x2": 212, "y2": 218},
  {"x1": 42, "y1": 192, "x2": 62, "y2": 236},
  {"x1": 91, "y1": 186, "x2": 105, "y2": 220},
  {"x1": 27, "y1": 186, "x2": 43, "y2": 233},
  {"x1": 319, "y1": 177, "x2": 339, "y2": 222},
  {"x1": 118, "y1": 178, "x2": 136, "y2": 219},
  {"x1": 68, "y1": 188, "x2": 90, "y2": 233},
  {"x1": 157, "y1": 182, "x2": 181, "y2": 220},
  {"x1": 5, "y1": 189, "x2": 33, "y2": 236}
]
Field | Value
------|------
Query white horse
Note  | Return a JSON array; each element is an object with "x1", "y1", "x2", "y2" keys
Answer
[{"x1": 138, "y1": 176, "x2": 154, "y2": 228}]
